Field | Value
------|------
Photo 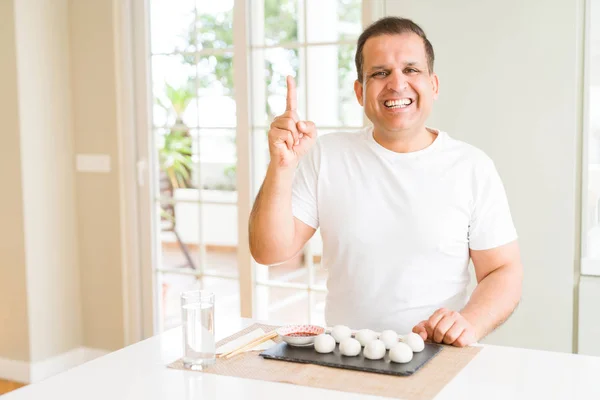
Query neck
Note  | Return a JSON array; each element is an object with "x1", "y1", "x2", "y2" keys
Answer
[{"x1": 372, "y1": 126, "x2": 436, "y2": 153}]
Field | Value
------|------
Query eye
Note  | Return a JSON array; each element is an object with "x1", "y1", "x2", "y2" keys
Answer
[
  {"x1": 371, "y1": 71, "x2": 388, "y2": 78},
  {"x1": 405, "y1": 68, "x2": 419, "y2": 74}
]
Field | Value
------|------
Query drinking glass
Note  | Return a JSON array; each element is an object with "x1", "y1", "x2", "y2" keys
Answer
[{"x1": 181, "y1": 290, "x2": 215, "y2": 370}]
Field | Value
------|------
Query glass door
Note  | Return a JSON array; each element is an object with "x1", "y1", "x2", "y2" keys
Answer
[
  {"x1": 139, "y1": 0, "x2": 368, "y2": 333},
  {"x1": 147, "y1": 0, "x2": 242, "y2": 331},
  {"x1": 248, "y1": 0, "x2": 364, "y2": 325}
]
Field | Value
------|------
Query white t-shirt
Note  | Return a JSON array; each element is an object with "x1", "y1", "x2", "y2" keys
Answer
[{"x1": 292, "y1": 127, "x2": 518, "y2": 334}]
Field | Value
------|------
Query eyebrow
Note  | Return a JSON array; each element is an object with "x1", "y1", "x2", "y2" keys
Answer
[{"x1": 367, "y1": 62, "x2": 421, "y2": 72}]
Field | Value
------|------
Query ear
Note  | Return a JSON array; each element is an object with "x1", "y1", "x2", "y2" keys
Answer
[
  {"x1": 354, "y1": 79, "x2": 364, "y2": 106},
  {"x1": 431, "y1": 73, "x2": 440, "y2": 100}
]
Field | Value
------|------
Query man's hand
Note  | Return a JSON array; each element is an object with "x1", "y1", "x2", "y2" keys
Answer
[
  {"x1": 268, "y1": 75, "x2": 317, "y2": 169},
  {"x1": 412, "y1": 308, "x2": 478, "y2": 347}
]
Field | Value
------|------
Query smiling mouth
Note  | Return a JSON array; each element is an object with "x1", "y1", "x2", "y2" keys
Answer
[{"x1": 384, "y1": 98, "x2": 413, "y2": 109}]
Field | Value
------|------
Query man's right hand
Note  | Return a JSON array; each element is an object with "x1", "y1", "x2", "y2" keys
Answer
[{"x1": 268, "y1": 75, "x2": 317, "y2": 169}]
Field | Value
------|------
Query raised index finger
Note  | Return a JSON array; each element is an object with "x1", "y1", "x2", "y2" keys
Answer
[{"x1": 286, "y1": 75, "x2": 297, "y2": 111}]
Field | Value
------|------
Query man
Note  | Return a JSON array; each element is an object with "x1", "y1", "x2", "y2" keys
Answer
[{"x1": 249, "y1": 17, "x2": 523, "y2": 347}]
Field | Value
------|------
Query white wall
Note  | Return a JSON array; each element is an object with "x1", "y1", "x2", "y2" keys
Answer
[
  {"x1": 384, "y1": 0, "x2": 583, "y2": 352},
  {"x1": 0, "y1": 0, "x2": 31, "y2": 364},
  {"x1": 14, "y1": 0, "x2": 83, "y2": 362},
  {"x1": 70, "y1": 0, "x2": 126, "y2": 351}
]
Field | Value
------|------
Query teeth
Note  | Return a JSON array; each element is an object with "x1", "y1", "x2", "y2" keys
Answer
[{"x1": 384, "y1": 98, "x2": 412, "y2": 108}]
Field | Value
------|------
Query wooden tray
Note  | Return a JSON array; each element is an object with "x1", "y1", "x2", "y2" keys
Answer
[{"x1": 260, "y1": 341, "x2": 443, "y2": 376}]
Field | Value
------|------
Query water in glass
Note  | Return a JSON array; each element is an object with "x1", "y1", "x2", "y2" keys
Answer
[{"x1": 182, "y1": 291, "x2": 215, "y2": 369}]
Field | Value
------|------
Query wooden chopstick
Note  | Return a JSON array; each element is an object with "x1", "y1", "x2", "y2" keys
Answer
[
  {"x1": 219, "y1": 331, "x2": 278, "y2": 360},
  {"x1": 225, "y1": 331, "x2": 278, "y2": 359}
]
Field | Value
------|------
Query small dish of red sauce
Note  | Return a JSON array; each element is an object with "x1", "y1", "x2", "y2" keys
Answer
[
  {"x1": 286, "y1": 331, "x2": 318, "y2": 337},
  {"x1": 276, "y1": 324, "x2": 325, "y2": 347}
]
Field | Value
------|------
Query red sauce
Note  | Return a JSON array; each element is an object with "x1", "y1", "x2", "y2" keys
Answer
[{"x1": 286, "y1": 332, "x2": 318, "y2": 337}]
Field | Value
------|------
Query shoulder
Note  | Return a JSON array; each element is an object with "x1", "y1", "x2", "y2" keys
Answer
[{"x1": 439, "y1": 131, "x2": 495, "y2": 170}]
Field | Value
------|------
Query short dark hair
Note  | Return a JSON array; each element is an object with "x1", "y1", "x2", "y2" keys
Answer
[{"x1": 355, "y1": 17, "x2": 435, "y2": 82}]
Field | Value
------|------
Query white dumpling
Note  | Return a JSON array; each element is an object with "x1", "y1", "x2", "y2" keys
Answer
[
  {"x1": 355, "y1": 329, "x2": 377, "y2": 347},
  {"x1": 379, "y1": 330, "x2": 399, "y2": 350},
  {"x1": 314, "y1": 334, "x2": 336, "y2": 354},
  {"x1": 389, "y1": 342, "x2": 413, "y2": 363},
  {"x1": 363, "y1": 339, "x2": 386, "y2": 360},
  {"x1": 331, "y1": 325, "x2": 352, "y2": 343},
  {"x1": 339, "y1": 338, "x2": 361, "y2": 356},
  {"x1": 402, "y1": 332, "x2": 425, "y2": 352}
]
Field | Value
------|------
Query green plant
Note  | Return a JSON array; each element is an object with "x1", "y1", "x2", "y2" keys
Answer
[
  {"x1": 156, "y1": 81, "x2": 196, "y2": 189},
  {"x1": 180, "y1": 2, "x2": 299, "y2": 120},
  {"x1": 159, "y1": 128, "x2": 194, "y2": 189},
  {"x1": 156, "y1": 81, "x2": 195, "y2": 124}
]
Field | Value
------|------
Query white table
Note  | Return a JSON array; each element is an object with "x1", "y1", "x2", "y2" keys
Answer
[{"x1": 5, "y1": 318, "x2": 600, "y2": 399}]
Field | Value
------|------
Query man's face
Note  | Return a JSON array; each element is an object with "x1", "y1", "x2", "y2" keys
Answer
[{"x1": 354, "y1": 33, "x2": 439, "y2": 135}]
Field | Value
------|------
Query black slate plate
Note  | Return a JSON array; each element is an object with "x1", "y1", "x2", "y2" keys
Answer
[{"x1": 260, "y1": 341, "x2": 443, "y2": 376}]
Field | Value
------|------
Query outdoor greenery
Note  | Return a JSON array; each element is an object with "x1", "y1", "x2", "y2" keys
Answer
[
  {"x1": 156, "y1": 0, "x2": 360, "y2": 192},
  {"x1": 158, "y1": 128, "x2": 193, "y2": 189},
  {"x1": 156, "y1": 81, "x2": 195, "y2": 189}
]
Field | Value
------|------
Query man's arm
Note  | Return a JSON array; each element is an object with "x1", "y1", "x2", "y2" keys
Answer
[
  {"x1": 249, "y1": 167, "x2": 316, "y2": 265},
  {"x1": 413, "y1": 240, "x2": 523, "y2": 346},
  {"x1": 461, "y1": 240, "x2": 523, "y2": 340},
  {"x1": 248, "y1": 76, "x2": 317, "y2": 265}
]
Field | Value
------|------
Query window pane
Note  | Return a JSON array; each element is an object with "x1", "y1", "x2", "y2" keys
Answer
[
  {"x1": 251, "y1": 128, "x2": 270, "y2": 198},
  {"x1": 204, "y1": 249, "x2": 239, "y2": 279},
  {"x1": 159, "y1": 199, "x2": 198, "y2": 272},
  {"x1": 310, "y1": 291, "x2": 327, "y2": 326},
  {"x1": 255, "y1": 286, "x2": 309, "y2": 324},
  {"x1": 202, "y1": 276, "x2": 241, "y2": 320},
  {"x1": 260, "y1": 0, "x2": 300, "y2": 46},
  {"x1": 160, "y1": 238, "x2": 196, "y2": 271},
  {"x1": 337, "y1": 0, "x2": 362, "y2": 41},
  {"x1": 204, "y1": 193, "x2": 238, "y2": 245},
  {"x1": 197, "y1": 54, "x2": 236, "y2": 127},
  {"x1": 155, "y1": 127, "x2": 195, "y2": 203},
  {"x1": 173, "y1": 200, "x2": 237, "y2": 267},
  {"x1": 150, "y1": 0, "x2": 195, "y2": 54},
  {"x1": 268, "y1": 255, "x2": 308, "y2": 284},
  {"x1": 158, "y1": 196, "x2": 239, "y2": 277},
  {"x1": 313, "y1": 264, "x2": 328, "y2": 289},
  {"x1": 195, "y1": 0, "x2": 234, "y2": 49},
  {"x1": 309, "y1": 230, "x2": 328, "y2": 288},
  {"x1": 251, "y1": 48, "x2": 306, "y2": 127},
  {"x1": 160, "y1": 273, "x2": 198, "y2": 330},
  {"x1": 306, "y1": 45, "x2": 363, "y2": 127},
  {"x1": 160, "y1": 274, "x2": 240, "y2": 330},
  {"x1": 197, "y1": 128, "x2": 236, "y2": 167},
  {"x1": 265, "y1": 47, "x2": 305, "y2": 119},
  {"x1": 305, "y1": 0, "x2": 361, "y2": 43},
  {"x1": 151, "y1": 55, "x2": 197, "y2": 128}
]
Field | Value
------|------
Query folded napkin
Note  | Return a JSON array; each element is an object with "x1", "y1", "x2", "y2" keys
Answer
[{"x1": 216, "y1": 328, "x2": 277, "y2": 355}]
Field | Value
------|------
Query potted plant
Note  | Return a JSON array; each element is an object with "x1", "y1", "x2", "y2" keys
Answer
[
  {"x1": 157, "y1": 81, "x2": 196, "y2": 189},
  {"x1": 156, "y1": 81, "x2": 197, "y2": 270}
]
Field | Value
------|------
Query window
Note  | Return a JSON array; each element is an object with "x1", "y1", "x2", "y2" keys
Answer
[
  {"x1": 145, "y1": 0, "x2": 364, "y2": 332},
  {"x1": 149, "y1": 0, "x2": 240, "y2": 331},
  {"x1": 249, "y1": 0, "x2": 363, "y2": 326}
]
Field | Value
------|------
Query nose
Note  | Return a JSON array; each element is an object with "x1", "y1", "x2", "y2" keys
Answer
[{"x1": 386, "y1": 70, "x2": 408, "y2": 92}]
